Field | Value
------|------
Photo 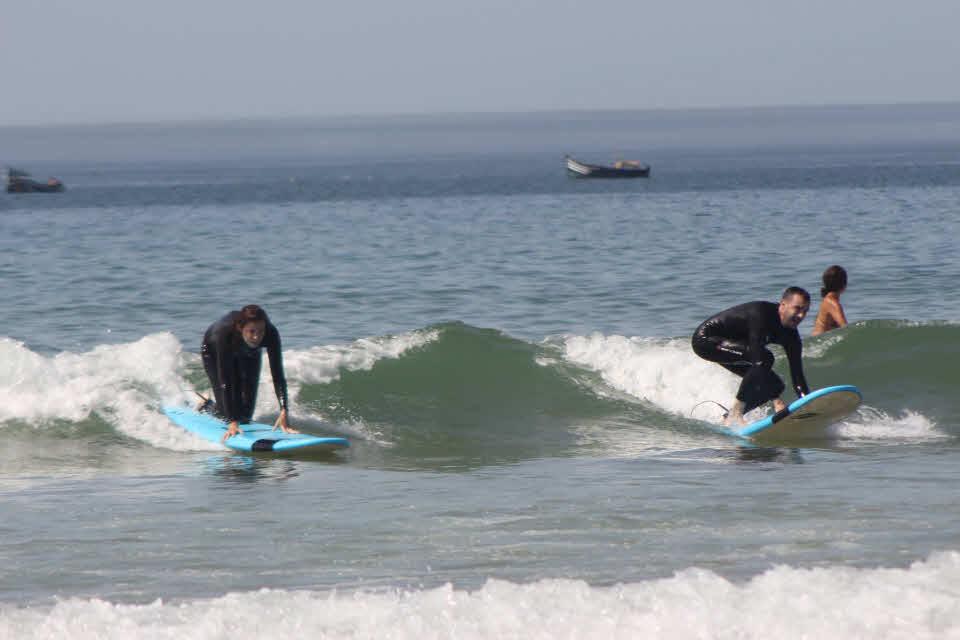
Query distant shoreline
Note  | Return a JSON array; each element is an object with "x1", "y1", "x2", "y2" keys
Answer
[{"x1": 3, "y1": 100, "x2": 960, "y2": 131}]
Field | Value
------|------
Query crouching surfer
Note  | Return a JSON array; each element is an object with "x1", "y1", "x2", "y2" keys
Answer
[
  {"x1": 691, "y1": 287, "x2": 812, "y2": 426},
  {"x1": 197, "y1": 304, "x2": 298, "y2": 441}
]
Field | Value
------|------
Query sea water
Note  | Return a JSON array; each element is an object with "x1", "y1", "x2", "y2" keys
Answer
[{"x1": 1, "y1": 104, "x2": 960, "y2": 638}]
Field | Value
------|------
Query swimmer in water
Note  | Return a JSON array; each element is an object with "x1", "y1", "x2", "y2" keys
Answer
[{"x1": 811, "y1": 265, "x2": 848, "y2": 335}]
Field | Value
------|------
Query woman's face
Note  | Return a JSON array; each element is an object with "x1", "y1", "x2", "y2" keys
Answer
[{"x1": 241, "y1": 320, "x2": 266, "y2": 348}]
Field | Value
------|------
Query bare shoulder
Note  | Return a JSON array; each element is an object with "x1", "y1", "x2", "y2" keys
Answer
[{"x1": 821, "y1": 296, "x2": 842, "y2": 312}]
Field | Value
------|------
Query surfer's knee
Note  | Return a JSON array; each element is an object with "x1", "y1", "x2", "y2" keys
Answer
[
  {"x1": 755, "y1": 348, "x2": 775, "y2": 369},
  {"x1": 768, "y1": 374, "x2": 785, "y2": 398}
]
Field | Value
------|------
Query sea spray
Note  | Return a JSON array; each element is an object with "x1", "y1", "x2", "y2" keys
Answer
[{"x1": 3, "y1": 551, "x2": 960, "y2": 639}]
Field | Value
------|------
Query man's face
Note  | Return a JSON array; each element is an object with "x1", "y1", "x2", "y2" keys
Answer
[{"x1": 778, "y1": 294, "x2": 810, "y2": 329}]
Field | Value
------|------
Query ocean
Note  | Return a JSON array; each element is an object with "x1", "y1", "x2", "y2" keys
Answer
[{"x1": 2, "y1": 103, "x2": 960, "y2": 638}]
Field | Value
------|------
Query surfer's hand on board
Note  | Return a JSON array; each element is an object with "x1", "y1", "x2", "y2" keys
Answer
[
  {"x1": 273, "y1": 409, "x2": 300, "y2": 433},
  {"x1": 222, "y1": 421, "x2": 243, "y2": 442}
]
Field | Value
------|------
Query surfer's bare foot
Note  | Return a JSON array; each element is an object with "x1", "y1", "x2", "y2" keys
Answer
[
  {"x1": 723, "y1": 413, "x2": 744, "y2": 426},
  {"x1": 724, "y1": 400, "x2": 747, "y2": 427},
  {"x1": 773, "y1": 398, "x2": 787, "y2": 412}
]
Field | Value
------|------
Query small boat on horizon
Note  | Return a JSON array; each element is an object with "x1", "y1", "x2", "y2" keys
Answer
[
  {"x1": 566, "y1": 155, "x2": 650, "y2": 179},
  {"x1": 5, "y1": 168, "x2": 65, "y2": 193}
]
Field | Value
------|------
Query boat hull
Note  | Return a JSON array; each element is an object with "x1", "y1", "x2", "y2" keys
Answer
[
  {"x1": 6, "y1": 181, "x2": 65, "y2": 193},
  {"x1": 566, "y1": 155, "x2": 650, "y2": 179},
  {"x1": 5, "y1": 169, "x2": 65, "y2": 193}
]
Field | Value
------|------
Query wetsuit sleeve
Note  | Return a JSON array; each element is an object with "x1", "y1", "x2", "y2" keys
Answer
[
  {"x1": 784, "y1": 333, "x2": 810, "y2": 397},
  {"x1": 746, "y1": 311, "x2": 768, "y2": 368},
  {"x1": 264, "y1": 324, "x2": 289, "y2": 411}
]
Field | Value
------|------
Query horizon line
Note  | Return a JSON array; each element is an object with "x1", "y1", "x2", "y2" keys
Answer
[{"x1": 3, "y1": 100, "x2": 960, "y2": 130}]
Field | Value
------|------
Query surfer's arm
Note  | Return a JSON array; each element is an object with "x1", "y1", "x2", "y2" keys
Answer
[
  {"x1": 264, "y1": 327, "x2": 297, "y2": 433},
  {"x1": 784, "y1": 337, "x2": 809, "y2": 397},
  {"x1": 264, "y1": 326, "x2": 289, "y2": 411}
]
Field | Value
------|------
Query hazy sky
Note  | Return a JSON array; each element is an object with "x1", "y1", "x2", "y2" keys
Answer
[{"x1": 3, "y1": 0, "x2": 959, "y2": 125}]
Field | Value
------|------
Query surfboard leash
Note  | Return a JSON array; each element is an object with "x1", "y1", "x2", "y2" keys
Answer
[{"x1": 691, "y1": 400, "x2": 729, "y2": 420}]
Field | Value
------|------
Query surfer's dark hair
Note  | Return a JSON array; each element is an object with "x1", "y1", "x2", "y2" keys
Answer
[
  {"x1": 821, "y1": 265, "x2": 847, "y2": 297},
  {"x1": 781, "y1": 286, "x2": 810, "y2": 303},
  {"x1": 235, "y1": 304, "x2": 269, "y2": 328}
]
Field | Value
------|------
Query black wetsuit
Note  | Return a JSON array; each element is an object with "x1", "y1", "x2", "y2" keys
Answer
[
  {"x1": 201, "y1": 312, "x2": 289, "y2": 423},
  {"x1": 691, "y1": 301, "x2": 809, "y2": 413}
]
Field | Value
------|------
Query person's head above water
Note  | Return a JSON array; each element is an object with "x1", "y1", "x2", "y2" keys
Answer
[{"x1": 821, "y1": 265, "x2": 848, "y2": 297}]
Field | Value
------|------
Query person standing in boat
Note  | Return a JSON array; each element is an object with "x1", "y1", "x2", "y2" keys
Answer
[
  {"x1": 198, "y1": 304, "x2": 298, "y2": 441},
  {"x1": 811, "y1": 265, "x2": 849, "y2": 335}
]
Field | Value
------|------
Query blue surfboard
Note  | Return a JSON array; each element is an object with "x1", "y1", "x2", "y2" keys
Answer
[
  {"x1": 163, "y1": 406, "x2": 350, "y2": 453},
  {"x1": 720, "y1": 385, "x2": 862, "y2": 443}
]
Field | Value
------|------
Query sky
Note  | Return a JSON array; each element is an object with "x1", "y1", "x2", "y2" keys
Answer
[{"x1": 2, "y1": 0, "x2": 959, "y2": 126}]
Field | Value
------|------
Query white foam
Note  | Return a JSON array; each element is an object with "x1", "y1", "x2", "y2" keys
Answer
[
  {"x1": 0, "y1": 329, "x2": 439, "y2": 451},
  {"x1": 3, "y1": 551, "x2": 960, "y2": 639},
  {"x1": 283, "y1": 328, "x2": 440, "y2": 384},
  {"x1": 832, "y1": 406, "x2": 944, "y2": 442},
  {"x1": 561, "y1": 333, "x2": 741, "y2": 420},
  {"x1": 0, "y1": 334, "x2": 180, "y2": 423},
  {"x1": 0, "y1": 333, "x2": 204, "y2": 450},
  {"x1": 559, "y1": 333, "x2": 943, "y2": 439}
]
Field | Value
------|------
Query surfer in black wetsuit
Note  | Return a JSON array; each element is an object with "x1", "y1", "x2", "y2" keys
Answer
[
  {"x1": 199, "y1": 304, "x2": 297, "y2": 441},
  {"x1": 691, "y1": 287, "x2": 811, "y2": 426}
]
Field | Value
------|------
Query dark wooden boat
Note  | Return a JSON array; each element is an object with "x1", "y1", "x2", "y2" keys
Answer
[
  {"x1": 566, "y1": 155, "x2": 650, "y2": 179},
  {"x1": 5, "y1": 168, "x2": 65, "y2": 193}
]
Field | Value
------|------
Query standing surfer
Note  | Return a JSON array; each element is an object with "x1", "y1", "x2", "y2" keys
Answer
[
  {"x1": 691, "y1": 287, "x2": 812, "y2": 426},
  {"x1": 198, "y1": 304, "x2": 297, "y2": 441}
]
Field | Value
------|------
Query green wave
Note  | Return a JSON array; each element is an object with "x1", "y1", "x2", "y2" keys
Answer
[
  {"x1": 293, "y1": 320, "x2": 959, "y2": 466},
  {"x1": 803, "y1": 320, "x2": 960, "y2": 420},
  {"x1": 5, "y1": 320, "x2": 954, "y2": 472},
  {"x1": 296, "y1": 322, "x2": 641, "y2": 465}
]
